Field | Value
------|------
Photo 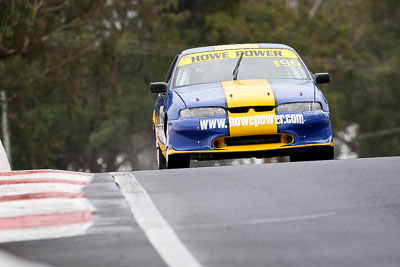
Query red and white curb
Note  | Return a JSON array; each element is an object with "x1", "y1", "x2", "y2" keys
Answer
[{"x1": 0, "y1": 170, "x2": 94, "y2": 243}]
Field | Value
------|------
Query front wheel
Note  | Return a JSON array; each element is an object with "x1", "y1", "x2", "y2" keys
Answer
[
  {"x1": 156, "y1": 124, "x2": 190, "y2": 169},
  {"x1": 167, "y1": 153, "x2": 190, "y2": 169},
  {"x1": 157, "y1": 146, "x2": 167, "y2": 169},
  {"x1": 290, "y1": 146, "x2": 334, "y2": 162},
  {"x1": 164, "y1": 121, "x2": 190, "y2": 169}
]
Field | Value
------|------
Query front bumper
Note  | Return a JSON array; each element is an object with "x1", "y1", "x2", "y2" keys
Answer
[{"x1": 165, "y1": 110, "x2": 333, "y2": 159}]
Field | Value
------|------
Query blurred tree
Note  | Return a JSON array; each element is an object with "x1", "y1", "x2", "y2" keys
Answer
[
  {"x1": 0, "y1": 0, "x2": 33, "y2": 60},
  {"x1": 0, "y1": 0, "x2": 136, "y2": 171}
]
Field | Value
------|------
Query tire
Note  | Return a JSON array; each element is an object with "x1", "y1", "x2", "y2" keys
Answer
[
  {"x1": 157, "y1": 146, "x2": 167, "y2": 169},
  {"x1": 164, "y1": 130, "x2": 190, "y2": 169},
  {"x1": 290, "y1": 146, "x2": 334, "y2": 162},
  {"x1": 290, "y1": 152, "x2": 312, "y2": 162},
  {"x1": 167, "y1": 153, "x2": 190, "y2": 169},
  {"x1": 313, "y1": 146, "x2": 334, "y2": 160},
  {"x1": 158, "y1": 120, "x2": 190, "y2": 169},
  {"x1": 155, "y1": 133, "x2": 167, "y2": 169}
]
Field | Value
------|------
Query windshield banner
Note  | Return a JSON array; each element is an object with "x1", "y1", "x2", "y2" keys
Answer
[{"x1": 178, "y1": 49, "x2": 298, "y2": 66}]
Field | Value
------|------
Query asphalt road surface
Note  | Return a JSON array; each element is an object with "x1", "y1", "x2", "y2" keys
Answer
[{"x1": 1, "y1": 157, "x2": 400, "y2": 267}]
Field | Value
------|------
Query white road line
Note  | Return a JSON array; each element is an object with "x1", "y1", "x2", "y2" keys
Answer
[
  {"x1": 0, "y1": 183, "x2": 83, "y2": 196},
  {"x1": 0, "y1": 223, "x2": 93, "y2": 243},
  {"x1": 174, "y1": 212, "x2": 337, "y2": 230},
  {"x1": 0, "y1": 198, "x2": 94, "y2": 218},
  {"x1": 0, "y1": 173, "x2": 92, "y2": 182},
  {"x1": 113, "y1": 172, "x2": 203, "y2": 267},
  {"x1": 0, "y1": 250, "x2": 53, "y2": 267}
]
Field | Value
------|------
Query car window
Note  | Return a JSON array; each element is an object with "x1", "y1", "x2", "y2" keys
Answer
[
  {"x1": 174, "y1": 48, "x2": 309, "y2": 87},
  {"x1": 165, "y1": 53, "x2": 180, "y2": 82}
]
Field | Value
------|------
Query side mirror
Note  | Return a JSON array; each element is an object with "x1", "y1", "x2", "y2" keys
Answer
[
  {"x1": 314, "y1": 73, "x2": 330, "y2": 84},
  {"x1": 149, "y1": 82, "x2": 168, "y2": 94}
]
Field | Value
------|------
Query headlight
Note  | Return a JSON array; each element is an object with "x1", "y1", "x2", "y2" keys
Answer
[
  {"x1": 180, "y1": 107, "x2": 226, "y2": 118},
  {"x1": 276, "y1": 102, "x2": 322, "y2": 112}
]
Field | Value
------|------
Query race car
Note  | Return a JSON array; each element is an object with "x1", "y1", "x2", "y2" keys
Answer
[{"x1": 151, "y1": 43, "x2": 334, "y2": 169}]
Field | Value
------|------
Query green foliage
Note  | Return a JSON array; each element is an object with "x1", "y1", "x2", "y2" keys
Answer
[{"x1": 0, "y1": 0, "x2": 399, "y2": 171}]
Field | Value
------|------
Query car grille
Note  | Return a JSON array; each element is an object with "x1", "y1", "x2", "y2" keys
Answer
[{"x1": 225, "y1": 135, "x2": 281, "y2": 146}]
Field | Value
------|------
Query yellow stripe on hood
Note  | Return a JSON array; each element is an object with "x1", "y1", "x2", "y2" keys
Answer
[{"x1": 222, "y1": 79, "x2": 277, "y2": 137}]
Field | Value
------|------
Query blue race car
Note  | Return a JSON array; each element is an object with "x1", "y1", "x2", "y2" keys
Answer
[{"x1": 150, "y1": 43, "x2": 334, "y2": 169}]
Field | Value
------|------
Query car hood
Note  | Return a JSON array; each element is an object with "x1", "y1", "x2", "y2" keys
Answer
[{"x1": 174, "y1": 79, "x2": 316, "y2": 108}]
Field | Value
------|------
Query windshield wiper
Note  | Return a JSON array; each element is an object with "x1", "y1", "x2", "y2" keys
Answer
[{"x1": 233, "y1": 51, "x2": 244, "y2": 81}]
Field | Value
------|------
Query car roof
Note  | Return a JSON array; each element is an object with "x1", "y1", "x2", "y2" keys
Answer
[{"x1": 180, "y1": 43, "x2": 295, "y2": 56}]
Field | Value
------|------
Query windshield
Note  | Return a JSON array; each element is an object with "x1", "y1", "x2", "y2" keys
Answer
[{"x1": 174, "y1": 48, "x2": 309, "y2": 87}]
